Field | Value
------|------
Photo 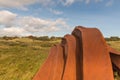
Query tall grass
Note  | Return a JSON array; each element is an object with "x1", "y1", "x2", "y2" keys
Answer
[{"x1": 0, "y1": 38, "x2": 60, "y2": 80}]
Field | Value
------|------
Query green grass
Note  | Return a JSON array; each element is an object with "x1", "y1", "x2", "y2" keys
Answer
[
  {"x1": 107, "y1": 41, "x2": 120, "y2": 51},
  {"x1": 0, "y1": 38, "x2": 60, "y2": 80},
  {"x1": 0, "y1": 38, "x2": 120, "y2": 80}
]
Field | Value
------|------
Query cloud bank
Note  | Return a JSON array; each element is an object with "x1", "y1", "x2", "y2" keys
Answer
[
  {"x1": 0, "y1": 10, "x2": 69, "y2": 36},
  {"x1": 0, "y1": 0, "x2": 113, "y2": 9}
]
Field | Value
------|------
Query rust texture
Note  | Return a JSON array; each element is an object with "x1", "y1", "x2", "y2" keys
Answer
[
  {"x1": 108, "y1": 46, "x2": 120, "y2": 75},
  {"x1": 33, "y1": 26, "x2": 120, "y2": 80}
]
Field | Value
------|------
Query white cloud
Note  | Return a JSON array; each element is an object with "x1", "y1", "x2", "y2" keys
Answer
[
  {"x1": 49, "y1": 8, "x2": 63, "y2": 15},
  {"x1": 61, "y1": 0, "x2": 75, "y2": 6},
  {"x1": 85, "y1": 0, "x2": 103, "y2": 4},
  {"x1": 0, "y1": 0, "x2": 55, "y2": 10},
  {"x1": 0, "y1": 0, "x2": 37, "y2": 10},
  {"x1": 0, "y1": 27, "x2": 28, "y2": 36},
  {"x1": 85, "y1": 0, "x2": 90, "y2": 4},
  {"x1": 60, "y1": 0, "x2": 114, "y2": 6},
  {"x1": 0, "y1": 10, "x2": 17, "y2": 27},
  {"x1": 0, "y1": 0, "x2": 113, "y2": 10},
  {"x1": 106, "y1": 0, "x2": 113, "y2": 7},
  {"x1": 0, "y1": 10, "x2": 70, "y2": 36},
  {"x1": 60, "y1": 0, "x2": 102, "y2": 6},
  {"x1": 17, "y1": 16, "x2": 61, "y2": 32}
]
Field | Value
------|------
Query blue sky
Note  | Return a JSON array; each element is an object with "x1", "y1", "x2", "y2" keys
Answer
[{"x1": 0, "y1": 0, "x2": 120, "y2": 37}]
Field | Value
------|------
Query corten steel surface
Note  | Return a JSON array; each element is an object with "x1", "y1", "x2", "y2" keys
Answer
[
  {"x1": 72, "y1": 27, "x2": 114, "y2": 80},
  {"x1": 108, "y1": 46, "x2": 120, "y2": 75},
  {"x1": 61, "y1": 35, "x2": 81, "y2": 80},
  {"x1": 33, "y1": 45, "x2": 65, "y2": 80},
  {"x1": 33, "y1": 26, "x2": 120, "y2": 80}
]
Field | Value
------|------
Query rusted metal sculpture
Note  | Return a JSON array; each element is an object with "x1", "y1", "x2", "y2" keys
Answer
[{"x1": 33, "y1": 26, "x2": 120, "y2": 80}]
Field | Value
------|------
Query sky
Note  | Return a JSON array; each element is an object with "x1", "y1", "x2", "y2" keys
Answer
[{"x1": 0, "y1": 0, "x2": 120, "y2": 37}]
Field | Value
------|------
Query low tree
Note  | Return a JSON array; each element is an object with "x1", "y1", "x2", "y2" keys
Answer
[{"x1": 27, "y1": 35, "x2": 37, "y2": 42}]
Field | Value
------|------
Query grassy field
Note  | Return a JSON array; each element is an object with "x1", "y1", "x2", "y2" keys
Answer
[
  {"x1": 0, "y1": 38, "x2": 60, "y2": 80},
  {"x1": 0, "y1": 38, "x2": 120, "y2": 80}
]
